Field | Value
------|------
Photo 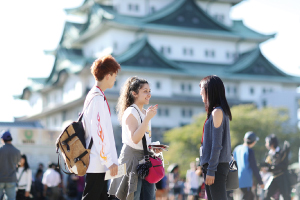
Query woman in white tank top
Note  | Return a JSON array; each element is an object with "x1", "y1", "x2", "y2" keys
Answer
[{"x1": 108, "y1": 76, "x2": 161, "y2": 200}]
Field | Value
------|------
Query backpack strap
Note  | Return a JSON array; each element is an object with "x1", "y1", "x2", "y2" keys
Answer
[
  {"x1": 78, "y1": 92, "x2": 101, "y2": 122},
  {"x1": 130, "y1": 106, "x2": 149, "y2": 161},
  {"x1": 57, "y1": 153, "x2": 73, "y2": 175}
]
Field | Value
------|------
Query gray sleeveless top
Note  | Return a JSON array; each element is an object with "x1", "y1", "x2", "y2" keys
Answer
[{"x1": 200, "y1": 107, "x2": 231, "y2": 176}]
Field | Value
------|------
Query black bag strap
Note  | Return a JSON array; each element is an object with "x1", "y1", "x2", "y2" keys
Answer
[
  {"x1": 78, "y1": 92, "x2": 101, "y2": 122},
  {"x1": 17, "y1": 168, "x2": 25, "y2": 183},
  {"x1": 78, "y1": 92, "x2": 101, "y2": 149},
  {"x1": 130, "y1": 106, "x2": 149, "y2": 159}
]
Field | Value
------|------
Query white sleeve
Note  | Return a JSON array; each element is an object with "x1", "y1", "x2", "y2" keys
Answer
[
  {"x1": 26, "y1": 170, "x2": 32, "y2": 192},
  {"x1": 89, "y1": 96, "x2": 114, "y2": 168}
]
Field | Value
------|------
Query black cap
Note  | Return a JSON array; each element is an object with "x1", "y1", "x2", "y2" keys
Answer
[
  {"x1": 1, "y1": 130, "x2": 12, "y2": 141},
  {"x1": 244, "y1": 131, "x2": 259, "y2": 144}
]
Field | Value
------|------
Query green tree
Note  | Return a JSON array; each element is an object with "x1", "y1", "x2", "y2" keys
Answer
[{"x1": 163, "y1": 104, "x2": 299, "y2": 177}]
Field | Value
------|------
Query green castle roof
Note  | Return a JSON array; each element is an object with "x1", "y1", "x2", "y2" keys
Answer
[
  {"x1": 19, "y1": 36, "x2": 300, "y2": 100},
  {"x1": 69, "y1": 0, "x2": 274, "y2": 45}
]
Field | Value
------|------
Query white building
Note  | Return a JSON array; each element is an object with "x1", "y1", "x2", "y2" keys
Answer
[{"x1": 16, "y1": 0, "x2": 300, "y2": 153}]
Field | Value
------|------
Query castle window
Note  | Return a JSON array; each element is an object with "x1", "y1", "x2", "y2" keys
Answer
[
  {"x1": 181, "y1": 83, "x2": 185, "y2": 91},
  {"x1": 233, "y1": 87, "x2": 237, "y2": 94},
  {"x1": 188, "y1": 84, "x2": 192, "y2": 92},
  {"x1": 250, "y1": 87, "x2": 255, "y2": 95},
  {"x1": 227, "y1": 86, "x2": 230, "y2": 94},
  {"x1": 192, "y1": 17, "x2": 199, "y2": 24},
  {"x1": 177, "y1": 16, "x2": 185, "y2": 22},
  {"x1": 190, "y1": 49, "x2": 193, "y2": 56},
  {"x1": 262, "y1": 99, "x2": 267, "y2": 107},
  {"x1": 183, "y1": 48, "x2": 193, "y2": 56},
  {"x1": 189, "y1": 109, "x2": 193, "y2": 117},
  {"x1": 181, "y1": 109, "x2": 186, "y2": 117},
  {"x1": 128, "y1": 4, "x2": 132, "y2": 10},
  {"x1": 160, "y1": 46, "x2": 164, "y2": 54},
  {"x1": 135, "y1": 4, "x2": 139, "y2": 11},
  {"x1": 211, "y1": 50, "x2": 215, "y2": 58},
  {"x1": 214, "y1": 14, "x2": 224, "y2": 22},
  {"x1": 113, "y1": 42, "x2": 118, "y2": 50},
  {"x1": 158, "y1": 108, "x2": 169, "y2": 117},
  {"x1": 161, "y1": 46, "x2": 171, "y2": 55},
  {"x1": 156, "y1": 82, "x2": 161, "y2": 89},
  {"x1": 205, "y1": 49, "x2": 215, "y2": 58},
  {"x1": 151, "y1": 6, "x2": 155, "y2": 13},
  {"x1": 158, "y1": 108, "x2": 162, "y2": 116},
  {"x1": 182, "y1": 108, "x2": 193, "y2": 118},
  {"x1": 62, "y1": 111, "x2": 67, "y2": 122},
  {"x1": 226, "y1": 52, "x2": 230, "y2": 59},
  {"x1": 205, "y1": 50, "x2": 209, "y2": 57},
  {"x1": 165, "y1": 109, "x2": 169, "y2": 116}
]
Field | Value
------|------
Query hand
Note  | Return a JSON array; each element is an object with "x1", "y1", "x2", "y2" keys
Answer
[
  {"x1": 153, "y1": 148, "x2": 163, "y2": 154},
  {"x1": 25, "y1": 191, "x2": 30, "y2": 197},
  {"x1": 109, "y1": 164, "x2": 118, "y2": 176},
  {"x1": 205, "y1": 175, "x2": 215, "y2": 186},
  {"x1": 145, "y1": 105, "x2": 158, "y2": 120},
  {"x1": 260, "y1": 184, "x2": 265, "y2": 189}
]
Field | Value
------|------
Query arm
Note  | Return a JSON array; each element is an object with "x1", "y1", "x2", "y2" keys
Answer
[
  {"x1": 186, "y1": 170, "x2": 191, "y2": 190},
  {"x1": 89, "y1": 96, "x2": 115, "y2": 169},
  {"x1": 248, "y1": 148, "x2": 263, "y2": 185},
  {"x1": 26, "y1": 169, "x2": 32, "y2": 192},
  {"x1": 125, "y1": 105, "x2": 157, "y2": 144},
  {"x1": 207, "y1": 109, "x2": 223, "y2": 176}
]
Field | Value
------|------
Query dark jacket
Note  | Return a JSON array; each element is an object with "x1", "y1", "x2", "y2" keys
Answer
[
  {"x1": 265, "y1": 141, "x2": 290, "y2": 176},
  {"x1": 0, "y1": 143, "x2": 21, "y2": 182}
]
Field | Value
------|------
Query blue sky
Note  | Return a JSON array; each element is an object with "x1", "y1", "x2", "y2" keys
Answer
[{"x1": 0, "y1": 0, "x2": 299, "y2": 122}]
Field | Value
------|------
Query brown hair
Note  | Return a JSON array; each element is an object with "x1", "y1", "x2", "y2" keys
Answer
[
  {"x1": 116, "y1": 76, "x2": 148, "y2": 123},
  {"x1": 91, "y1": 55, "x2": 121, "y2": 81}
]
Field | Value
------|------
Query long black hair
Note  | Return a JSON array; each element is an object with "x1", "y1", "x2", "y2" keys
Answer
[
  {"x1": 20, "y1": 154, "x2": 30, "y2": 171},
  {"x1": 200, "y1": 75, "x2": 232, "y2": 120}
]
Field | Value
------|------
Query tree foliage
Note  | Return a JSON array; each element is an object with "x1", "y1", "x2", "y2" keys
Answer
[{"x1": 163, "y1": 104, "x2": 299, "y2": 177}]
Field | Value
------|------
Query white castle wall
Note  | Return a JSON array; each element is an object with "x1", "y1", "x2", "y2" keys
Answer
[
  {"x1": 196, "y1": 1, "x2": 233, "y2": 26},
  {"x1": 28, "y1": 93, "x2": 43, "y2": 116},
  {"x1": 112, "y1": 0, "x2": 174, "y2": 17}
]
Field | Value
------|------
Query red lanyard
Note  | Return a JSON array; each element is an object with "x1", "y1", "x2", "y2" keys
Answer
[
  {"x1": 201, "y1": 119, "x2": 208, "y2": 145},
  {"x1": 96, "y1": 86, "x2": 111, "y2": 115}
]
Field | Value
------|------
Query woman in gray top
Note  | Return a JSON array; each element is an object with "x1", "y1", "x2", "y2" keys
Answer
[{"x1": 199, "y1": 75, "x2": 232, "y2": 200}]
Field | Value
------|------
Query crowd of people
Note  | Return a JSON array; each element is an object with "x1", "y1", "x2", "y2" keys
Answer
[{"x1": 1, "y1": 55, "x2": 300, "y2": 200}]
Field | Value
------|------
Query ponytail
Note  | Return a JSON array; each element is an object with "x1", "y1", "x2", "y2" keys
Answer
[{"x1": 116, "y1": 76, "x2": 148, "y2": 123}]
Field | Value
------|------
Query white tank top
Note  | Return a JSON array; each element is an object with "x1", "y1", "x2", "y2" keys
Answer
[{"x1": 122, "y1": 104, "x2": 152, "y2": 150}]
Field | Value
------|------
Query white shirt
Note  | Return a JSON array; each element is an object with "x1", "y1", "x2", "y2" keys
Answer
[
  {"x1": 42, "y1": 168, "x2": 61, "y2": 187},
  {"x1": 16, "y1": 167, "x2": 32, "y2": 192},
  {"x1": 83, "y1": 86, "x2": 118, "y2": 173},
  {"x1": 186, "y1": 169, "x2": 199, "y2": 189},
  {"x1": 122, "y1": 104, "x2": 152, "y2": 150}
]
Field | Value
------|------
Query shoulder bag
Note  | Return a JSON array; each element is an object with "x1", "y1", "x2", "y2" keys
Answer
[
  {"x1": 226, "y1": 155, "x2": 239, "y2": 191},
  {"x1": 131, "y1": 106, "x2": 165, "y2": 184}
]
